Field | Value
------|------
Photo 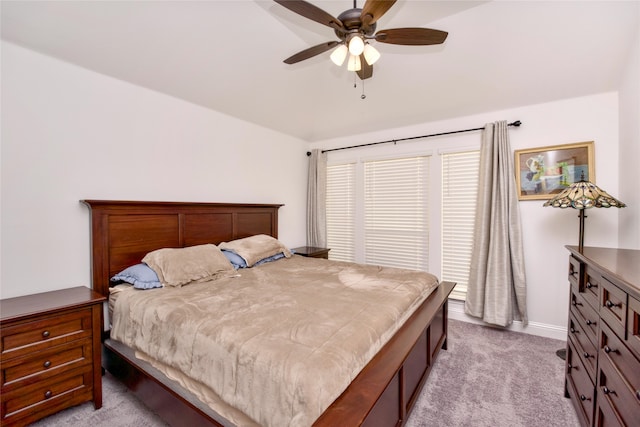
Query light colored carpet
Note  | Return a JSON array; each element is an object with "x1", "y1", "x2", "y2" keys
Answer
[{"x1": 30, "y1": 319, "x2": 579, "y2": 426}]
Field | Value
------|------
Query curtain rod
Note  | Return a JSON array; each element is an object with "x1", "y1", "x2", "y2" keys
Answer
[{"x1": 306, "y1": 120, "x2": 522, "y2": 156}]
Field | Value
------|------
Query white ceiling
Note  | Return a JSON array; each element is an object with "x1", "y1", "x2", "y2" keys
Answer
[{"x1": 2, "y1": 1, "x2": 638, "y2": 142}]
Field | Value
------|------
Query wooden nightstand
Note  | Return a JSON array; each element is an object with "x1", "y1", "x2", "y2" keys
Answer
[
  {"x1": 293, "y1": 246, "x2": 331, "y2": 259},
  {"x1": 0, "y1": 286, "x2": 106, "y2": 426}
]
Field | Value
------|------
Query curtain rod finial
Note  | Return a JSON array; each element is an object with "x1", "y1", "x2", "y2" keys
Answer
[
  {"x1": 510, "y1": 120, "x2": 522, "y2": 127},
  {"x1": 306, "y1": 151, "x2": 312, "y2": 156}
]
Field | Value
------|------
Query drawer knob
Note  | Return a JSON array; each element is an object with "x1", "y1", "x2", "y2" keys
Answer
[
  {"x1": 44, "y1": 390, "x2": 53, "y2": 399},
  {"x1": 580, "y1": 394, "x2": 591, "y2": 401},
  {"x1": 605, "y1": 300, "x2": 620, "y2": 309},
  {"x1": 586, "y1": 319, "x2": 594, "y2": 326},
  {"x1": 570, "y1": 327, "x2": 578, "y2": 334},
  {"x1": 603, "y1": 345, "x2": 616, "y2": 354},
  {"x1": 583, "y1": 352, "x2": 591, "y2": 359},
  {"x1": 572, "y1": 300, "x2": 582, "y2": 307},
  {"x1": 42, "y1": 330, "x2": 50, "y2": 338},
  {"x1": 43, "y1": 360, "x2": 52, "y2": 369},
  {"x1": 602, "y1": 387, "x2": 615, "y2": 395},
  {"x1": 586, "y1": 281, "x2": 597, "y2": 289}
]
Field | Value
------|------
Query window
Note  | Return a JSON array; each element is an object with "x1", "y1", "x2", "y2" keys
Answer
[
  {"x1": 325, "y1": 143, "x2": 480, "y2": 301},
  {"x1": 364, "y1": 156, "x2": 429, "y2": 270},
  {"x1": 441, "y1": 150, "x2": 480, "y2": 300},
  {"x1": 326, "y1": 162, "x2": 356, "y2": 262}
]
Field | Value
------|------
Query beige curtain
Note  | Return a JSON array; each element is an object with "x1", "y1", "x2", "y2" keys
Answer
[
  {"x1": 306, "y1": 149, "x2": 327, "y2": 247},
  {"x1": 464, "y1": 121, "x2": 528, "y2": 327}
]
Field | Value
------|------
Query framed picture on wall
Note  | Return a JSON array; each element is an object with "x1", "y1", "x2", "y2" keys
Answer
[{"x1": 514, "y1": 141, "x2": 595, "y2": 201}]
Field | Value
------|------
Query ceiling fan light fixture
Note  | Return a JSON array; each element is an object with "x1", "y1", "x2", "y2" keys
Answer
[
  {"x1": 347, "y1": 54, "x2": 362, "y2": 71},
  {"x1": 330, "y1": 44, "x2": 348, "y2": 66},
  {"x1": 348, "y1": 35, "x2": 365, "y2": 56},
  {"x1": 363, "y1": 43, "x2": 380, "y2": 65}
]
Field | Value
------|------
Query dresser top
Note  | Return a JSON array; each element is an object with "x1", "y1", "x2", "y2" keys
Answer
[
  {"x1": 0, "y1": 286, "x2": 105, "y2": 324},
  {"x1": 567, "y1": 246, "x2": 640, "y2": 299}
]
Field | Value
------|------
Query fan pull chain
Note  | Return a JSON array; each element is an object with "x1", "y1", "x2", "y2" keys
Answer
[{"x1": 361, "y1": 78, "x2": 366, "y2": 99}]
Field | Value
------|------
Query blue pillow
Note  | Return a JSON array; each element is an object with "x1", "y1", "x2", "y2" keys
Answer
[
  {"x1": 222, "y1": 250, "x2": 247, "y2": 269},
  {"x1": 111, "y1": 263, "x2": 162, "y2": 289},
  {"x1": 254, "y1": 252, "x2": 286, "y2": 266}
]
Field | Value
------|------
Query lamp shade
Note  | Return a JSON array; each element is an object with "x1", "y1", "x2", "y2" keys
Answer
[
  {"x1": 348, "y1": 35, "x2": 365, "y2": 56},
  {"x1": 347, "y1": 54, "x2": 362, "y2": 71},
  {"x1": 543, "y1": 180, "x2": 626, "y2": 209},
  {"x1": 543, "y1": 176, "x2": 625, "y2": 252},
  {"x1": 363, "y1": 43, "x2": 381, "y2": 65},
  {"x1": 330, "y1": 44, "x2": 348, "y2": 66}
]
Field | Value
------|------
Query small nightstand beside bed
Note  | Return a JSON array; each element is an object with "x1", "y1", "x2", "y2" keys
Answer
[{"x1": 83, "y1": 200, "x2": 455, "y2": 427}]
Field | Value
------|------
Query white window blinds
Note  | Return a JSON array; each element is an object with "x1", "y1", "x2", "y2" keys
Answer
[
  {"x1": 441, "y1": 150, "x2": 480, "y2": 300},
  {"x1": 364, "y1": 156, "x2": 429, "y2": 270},
  {"x1": 326, "y1": 163, "x2": 356, "y2": 262}
]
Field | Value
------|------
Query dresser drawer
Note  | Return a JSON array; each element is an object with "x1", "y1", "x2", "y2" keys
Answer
[
  {"x1": 566, "y1": 339, "x2": 595, "y2": 426},
  {"x1": 583, "y1": 266, "x2": 601, "y2": 311},
  {"x1": 568, "y1": 256, "x2": 584, "y2": 289},
  {"x1": 569, "y1": 311, "x2": 598, "y2": 380},
  {"x1": 627, "y1": 295, "x2": 640, "y2": 360},
  {"x1": 571, "y1": 289, "x2": 599, "y2": 348},
  {"x1": 1, "y1": 366, "x2": 93, "y2": 425},
  {"x1": 1, "y1": 309, "x2": 93, "y2": 359},
  {"x1": 597, "y1": 354, "x2": 640, "y2": 427},
  {"x1": 1, "y1": 339, "x2": 92, "y2": 392},
  {"x1": 600, "y1": 278, "x2": 627, "y2": 339},
  {"x1": 599, "y1": 321, "x2": 640, "y2": 410},
  {"x1": 595, "y1": 387, "x2": 626, "y2": 427}
]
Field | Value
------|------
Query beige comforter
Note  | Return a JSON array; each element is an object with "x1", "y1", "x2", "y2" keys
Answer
[{"x1": 110, "y1": 256, "x2": 439, "y2": 427}]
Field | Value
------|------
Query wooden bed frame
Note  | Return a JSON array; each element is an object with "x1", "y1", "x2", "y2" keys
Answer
[{"x1": 82, "y1": 200, "x2": 455, "y2": 427}]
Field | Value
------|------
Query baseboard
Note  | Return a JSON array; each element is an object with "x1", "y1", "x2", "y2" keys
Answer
[{"x1": 447, "y1": 299, "x2": 567, "y2": 341}]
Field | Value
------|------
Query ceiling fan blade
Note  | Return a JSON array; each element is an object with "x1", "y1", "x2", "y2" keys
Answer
[
  {"x1": 361, "y1": 0, "x2": 397, "y2": 26},
  {"x1": 274, "y1": 0, "x2": 344, "y2": 31},
  {"x1": 356, "y1": 54, "x2": 373, "y2": 80},
  {"x1": 375, "y1": 28, "x2": 448, "y2": 45},
  {"x1": 284, "y1": 41, "x2": 340, "y2": 64}
]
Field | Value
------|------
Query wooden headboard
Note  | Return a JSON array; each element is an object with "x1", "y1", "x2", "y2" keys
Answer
[{"x1": 82, "y1": 200, "x2": 283, "y2": 298}]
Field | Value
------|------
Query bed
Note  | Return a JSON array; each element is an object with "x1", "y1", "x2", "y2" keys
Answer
[{"x1": 83, "y1": 200, "x2": 455, "y2": 427}]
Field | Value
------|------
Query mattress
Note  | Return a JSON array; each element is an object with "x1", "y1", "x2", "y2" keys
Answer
[{"x1": 109, "y1": 255, "x2": 439, "y2": 427}]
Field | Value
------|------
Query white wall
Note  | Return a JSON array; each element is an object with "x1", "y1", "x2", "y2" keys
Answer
[
  {"x1": 310, "y1": 92, "x2": 625, "y2": 338},
  {"x1": 618, "y1": 10, "x2": 640, "y2": 250},
  {"x1": 0, "y1": 41, "x2": 308, "y2": 299}
]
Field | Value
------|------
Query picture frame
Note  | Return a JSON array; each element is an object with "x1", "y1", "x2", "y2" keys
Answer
[{"x1": 514, "y1": 141, "x2": 595, "y2": 201}]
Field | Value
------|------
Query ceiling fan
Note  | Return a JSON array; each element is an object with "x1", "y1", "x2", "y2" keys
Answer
[{"x1": 274, "y1": 0, "x2": 448, "y2": 80}]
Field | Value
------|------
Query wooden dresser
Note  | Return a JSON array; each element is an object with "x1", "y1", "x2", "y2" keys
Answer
[
  {"x1": 564, "y1": 246, "x2": 640, "y2": 427},
  {"x1": 0, "y1": 286, "x2": 105, "y2": 426}
]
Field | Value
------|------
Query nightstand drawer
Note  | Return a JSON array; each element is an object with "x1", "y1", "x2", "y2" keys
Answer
[
  {"x1": 1, "y1": 309, "x2": 92, "y2": 359},
  {"x1": 1, "y1": 366, "x2": 93, "y2": 424},
  {"x1": 2, "y1": 339, "x2": 92, "y2": 391}
]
